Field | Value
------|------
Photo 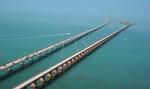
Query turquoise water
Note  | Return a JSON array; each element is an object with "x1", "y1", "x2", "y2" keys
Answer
[{"x1": 0, "y1": 13, "x2": 150, "y2": 89}]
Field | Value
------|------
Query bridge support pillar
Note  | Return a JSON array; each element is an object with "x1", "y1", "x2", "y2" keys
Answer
[
  {"x1": 39, "y1": 77, "x2": 45, "y2": 86},
  {"x1": 46, "y1": 73, "x2": 52, "y2": 81},
  {"x1": 31, "y1": 82, "x2": 37, "y2": 89}
]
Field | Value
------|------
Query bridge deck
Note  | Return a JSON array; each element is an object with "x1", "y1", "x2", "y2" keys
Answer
[{"x1": 14, "y1": 24, "x2": 131, "y2": 89}]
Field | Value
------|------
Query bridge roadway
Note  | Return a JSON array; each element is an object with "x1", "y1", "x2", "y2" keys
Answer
[
  {"x1": 13, "y1": 24, "x2": 131, "y2": 89},
  {"x1": 0, "y1": 22, "x2": 110, "y2": 71}
]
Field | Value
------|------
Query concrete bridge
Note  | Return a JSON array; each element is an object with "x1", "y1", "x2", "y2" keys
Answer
[
  {"x1": 0, "y1": 22, "x2": 110, "y2": 71},
  {"x1": 13, "y1": 24, "x2": 131, "y2": 89}
]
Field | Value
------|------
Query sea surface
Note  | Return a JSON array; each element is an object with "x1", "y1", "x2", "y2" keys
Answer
[{"x1": 0, "y1": 12, "x2": 150, "y2": 89}]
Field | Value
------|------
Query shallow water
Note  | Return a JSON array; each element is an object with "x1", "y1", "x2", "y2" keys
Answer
[{"x1": 0, "y1": 13, "x2": 150, "y2": 89}]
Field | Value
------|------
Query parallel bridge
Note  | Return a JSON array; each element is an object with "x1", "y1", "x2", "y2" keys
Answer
[{"x1": 14, "y1": 24, "x2": 131, "y2": 89}]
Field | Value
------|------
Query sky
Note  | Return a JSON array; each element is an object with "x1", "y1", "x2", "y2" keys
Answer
[{"x1": 0, "y1": 0, "x2": 149, "y2": 23}]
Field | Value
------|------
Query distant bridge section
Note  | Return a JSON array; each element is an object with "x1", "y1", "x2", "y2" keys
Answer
[{"x1": 0, "y1": 22, "x2": 110, "y2": 71}]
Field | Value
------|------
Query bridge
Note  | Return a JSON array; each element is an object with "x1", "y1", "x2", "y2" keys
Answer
[
  {"x1": 0, "y1": 22, "x2": 110, "y2": 71},
  {"x1": 13, "y1": 24, "x2": 132, "y2": 89}
]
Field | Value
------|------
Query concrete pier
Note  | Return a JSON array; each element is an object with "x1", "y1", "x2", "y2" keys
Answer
[
  {"x1": 13, "y1": 24, "x2": 131, "y2": 89},
  {"x1": 0, "y1": 22, "x2": 110, "y2": 71}
]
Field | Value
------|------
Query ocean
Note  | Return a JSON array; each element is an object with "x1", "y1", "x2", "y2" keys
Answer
[{"x1": 0, "y1": 12, "x2": 150, "y2": 89}]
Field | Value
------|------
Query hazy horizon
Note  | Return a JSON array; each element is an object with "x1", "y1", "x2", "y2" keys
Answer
[{"x1": 0, "y1": 0, "x2": 149, "y2": 24}]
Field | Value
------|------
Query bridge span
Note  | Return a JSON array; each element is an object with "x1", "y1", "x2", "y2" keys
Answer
[
  {"x1": 0, "y1": 22, "x2": 110, "y2": 71},
  {"x1": 14, "y1": 24, "x2": 131, "y2": 89}
]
